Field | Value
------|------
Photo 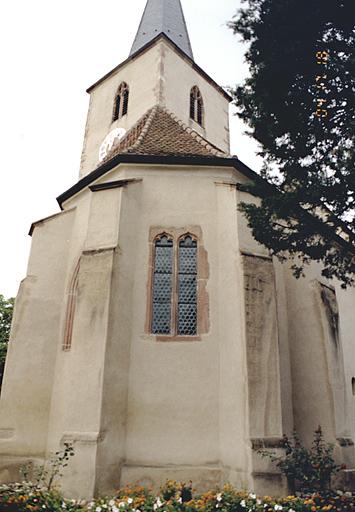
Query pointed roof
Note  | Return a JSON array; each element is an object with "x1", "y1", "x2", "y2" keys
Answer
[
  {"x1": 102, "y1": 106, "x2": 227, "y2": 161},
  {"x1": 130, "y1": 0, "x2": 193, "y2": 60}
]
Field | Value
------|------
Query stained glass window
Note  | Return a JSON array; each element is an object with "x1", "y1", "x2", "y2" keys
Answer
[
  {"x1": 177, "y1": 235, "x2": 197, "y2": 335},
  {"x1": 151, "y1": 235, "x2": 173, "y2": 334}
]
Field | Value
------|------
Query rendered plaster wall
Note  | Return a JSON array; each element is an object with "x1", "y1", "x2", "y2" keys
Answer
[
  {"x1": 336, "y1": 284, "x2": 355, "y2": 443},
  {"x1": 161, "y1": 41, "x2": 231, "y2": 154},
  {"x1": 79, "y1": 40, "x2": 231, "y2": 179},
  {"x1": 80, "y1": 45, "x2": 161, "y2": 178},
  {"x1": 112, "y1": 165, "x2": 248, "y2": 490},
  {"x1": 62, "y1": 164, "x2": 249, "y2": 494},
  {"x1": 44, "y1": 189, "x2": 122, "y2": 499},
  {"x1": 0, "y1": 209, "x2": 75, "y2": 479}
]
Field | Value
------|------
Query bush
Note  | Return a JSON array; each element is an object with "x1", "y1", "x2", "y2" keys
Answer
[{"x1": 258, "y1": 427, "x2": 344, "y2": 493}]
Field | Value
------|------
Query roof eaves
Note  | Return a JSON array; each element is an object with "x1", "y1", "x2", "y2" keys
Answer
[{"x1": 57, "y1": 154, "x2": 250, "y2": 208}]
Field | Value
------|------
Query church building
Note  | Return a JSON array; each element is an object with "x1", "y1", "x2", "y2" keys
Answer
[{"x1": 1, "y1": 0, "x2": 354, "y2": 499}]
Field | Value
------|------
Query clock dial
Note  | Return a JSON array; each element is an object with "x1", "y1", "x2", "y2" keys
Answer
[{"x1": 99, "y1": 128, "x2": 126, "y2": 162}]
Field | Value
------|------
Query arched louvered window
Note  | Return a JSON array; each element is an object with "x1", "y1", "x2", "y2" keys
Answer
[
  {"x1": 190, "y1": 86, "x2": 204, "y2": 126},
  {"x1": 178, "y1": 235, "x2": 198, "y2": 335},
  {"x1": 150, "y1": 233, "x2": 198, "y2": 337},
  {"x1": 113, "y1": 82, "x2": 129, "y2": 121},
  {"x1": 151, "y1": 234, "x2": 174, "y2": 334}
]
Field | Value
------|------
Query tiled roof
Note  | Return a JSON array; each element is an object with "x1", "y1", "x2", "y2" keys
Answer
[{"x1": 105, "y1": 106, "x2": 228, "y2": 162}]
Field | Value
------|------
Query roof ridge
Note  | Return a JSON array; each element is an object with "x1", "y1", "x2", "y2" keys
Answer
[
  {"x1": 106, "y1": 104, "x2": 229, "y2": 161},
  {"x1": 126, "y1": 105, "x2": 158, "y2": 153}
]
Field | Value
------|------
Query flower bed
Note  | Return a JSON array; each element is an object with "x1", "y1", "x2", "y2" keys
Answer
[{"x1": 0, "y1": 482, "x2": 354, "y2": 512}]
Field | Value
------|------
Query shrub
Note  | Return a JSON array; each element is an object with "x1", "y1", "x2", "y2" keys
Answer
[{"x1": 258, "y1": 426, "x2": 344, "y2": 493}]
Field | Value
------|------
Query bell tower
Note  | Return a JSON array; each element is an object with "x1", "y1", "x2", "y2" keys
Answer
[{"x1": 79, "y1": 0, "x2": 231, "y2": 178}]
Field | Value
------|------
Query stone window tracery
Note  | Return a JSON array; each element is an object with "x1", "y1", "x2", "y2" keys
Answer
[
  {"x1": 113, "y1": 82, "x2": 129, "y2": 122},
  {"x1": 151, "y1": 233, "x2": 198, "y2": 337},
  {"x1": 190, "y1": 86, "x2": 204, "y2": 126}
]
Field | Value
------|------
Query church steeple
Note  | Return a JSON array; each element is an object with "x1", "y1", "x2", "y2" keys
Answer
[{"x1": 130, "y1": 0, "x2": 193, "y2": 60}]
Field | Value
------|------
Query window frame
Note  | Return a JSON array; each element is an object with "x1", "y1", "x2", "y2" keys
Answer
[
  {"x1": 189, "y1": 86, "x2": 204, "y2": 127},
  {"x1": 113, "y1": 82, "x2": 129, "y2": 122},
  {"x1": 147, "y1": 229, "x2": 205, "y2": 341}
]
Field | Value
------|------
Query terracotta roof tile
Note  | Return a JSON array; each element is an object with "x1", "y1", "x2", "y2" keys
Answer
[{"x1": 105, "y1": 106, "x2": 227, "y2": 162}]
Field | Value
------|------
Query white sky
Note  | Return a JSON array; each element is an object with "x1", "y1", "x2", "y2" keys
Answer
[{"x1": 0, "y1": 0, "x2": 263, "y2": 298}]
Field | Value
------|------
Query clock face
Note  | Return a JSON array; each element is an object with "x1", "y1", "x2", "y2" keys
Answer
[{"x1": 99, "y1": 128, "x2": 126, "y2": 162}]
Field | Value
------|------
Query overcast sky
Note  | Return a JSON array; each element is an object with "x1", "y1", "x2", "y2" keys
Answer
[{"x1": 0, "y1": 0, "x2": 263, "y2": 298}]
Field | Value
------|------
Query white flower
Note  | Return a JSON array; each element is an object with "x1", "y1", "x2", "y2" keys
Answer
[
  {"x1": 257, "y1": 500, "x2": 262, "y2": 505},
  {"x1": 127, "y1": 498, "x2": 133, "y2": 505},
  {"x1": 216, "y1": 494, "x2": 222, "y2": 502},
  {"x1": 249, "y1": 494, "x2": 256, "y2": 500},
  {"x1": 62, "y1": 503, "x2": 67, "y2": 510},
  {"x1": 274, "y1": 505, "x2": 283, "y2": 511},
  {"x1": 288, "y1": 509, "x2": 296, "y2": 512},
  {"x1": 109, "y1": 501, "x2": 116, "y2": 507},
  {"x1": 96, "y1": 507, "x2": 102, "y2": 512},
  {"x1": 154, "y1": 498, "x2": 163, "y2": 509},
  {"x1": 119, "y1": 503, "x2": 126, "y2": 508},
  {"x1": 240, "y1": 500, "x2": 246, "y2": 508},
  {"x1": 177, "y1": 498, "x2": 182, "y2": 504}
]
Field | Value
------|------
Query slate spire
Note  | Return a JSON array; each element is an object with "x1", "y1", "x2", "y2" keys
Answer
[{"x1": 130, "y1": 0, "x2": 193, "y2": 60}]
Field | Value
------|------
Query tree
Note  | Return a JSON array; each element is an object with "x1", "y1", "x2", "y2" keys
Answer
[
  {"x1": 229, "y1": 0, "x2": 355, "y2": 287},
  {"x1": 0, "y1": 295, "x2": 14, "y2": 387}
]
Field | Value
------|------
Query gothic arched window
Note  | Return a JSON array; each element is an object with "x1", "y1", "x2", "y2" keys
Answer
[
  {"x1": 151, "y1": 234, "x2": 174, "y2": 335},
  {"x1": 113, "y1": 82, "x2": 129, "y2": 122},
  {"x1": 190, "y1": 86, "x2": 204, "y2": 126},
  {"x1": 150, "y1": 233, "x2": 198, "y2": 337},
  {"x1": 178, "y1": 235, "x2": 198, "y2": 335}
]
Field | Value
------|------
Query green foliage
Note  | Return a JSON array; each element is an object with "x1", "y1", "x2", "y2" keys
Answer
[
  {"x1": 259, "y1": 427, "x2": 344, "y2": 493},
  {"x1": 0, "y1": 294, "x2": 14, "y2": 387},
  {"x1": 0, "y1": 481, "x2": 354, "y2": 512},
  {"x1": 0, "y1": 443, "x2": 77, "y2": 511},
  {"x1": 160, "y1": 480, "x2": 193, "y2": 502},
  {"x1": 21, "y1": 442, "x2": 75, "y2": 492},
  {"x1": 229, "y1": 0, "x2": 355, "y2": 287}
]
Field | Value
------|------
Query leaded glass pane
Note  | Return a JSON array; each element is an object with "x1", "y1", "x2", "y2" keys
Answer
[
  {"x1": 155, "y1": 246, "x2": 173, "y2": 273},
  {"x1": 179, "y1": 247, "x2": 197, "y2": 273},
  {"x1": 151, "y1": 235, "x2": 173, "y2": 334},
  {"x1": 178, "y1": 275, "x2": 197, "y2": 303},
  {"x1": 152, "y1": 304, "x2": 171, "y2": 335},
  {"x1": 178, "y1": 235, "x2": 198, "y2": 335},
  {"x1": 153, "y1": 274, "x2": 172, "y2": 303},
  {"x1": 178, "y1": 304, "x2": 197, "y2": 336}
]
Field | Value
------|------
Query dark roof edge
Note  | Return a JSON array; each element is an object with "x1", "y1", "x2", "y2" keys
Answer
[
  {"x1": 86, "y1": 33, "x2": 232, "y2": 102},
  {"x1": 56, "y1": 154, "x2": 252, "y2": 207},
  {"x1": 57, "y1": 153, "x2": 354, "y2": 254},
  {"x1": 29, "y1": 207, "x2": 76, "y2": 236}
]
